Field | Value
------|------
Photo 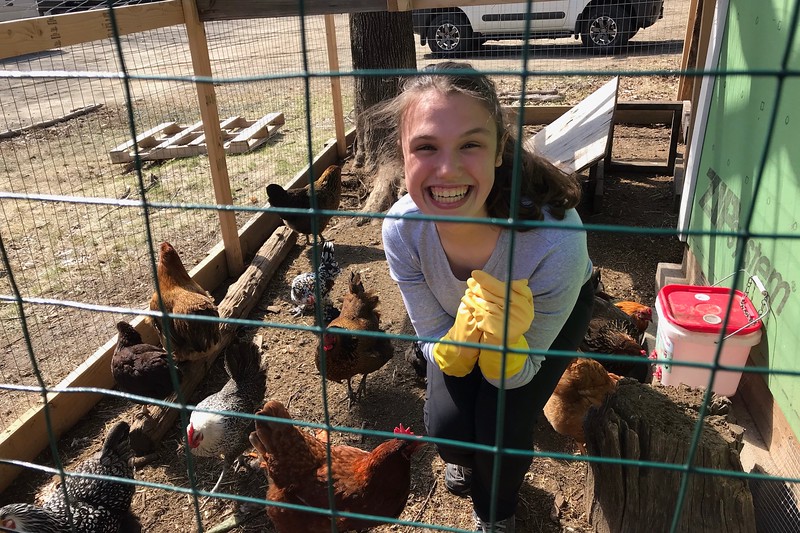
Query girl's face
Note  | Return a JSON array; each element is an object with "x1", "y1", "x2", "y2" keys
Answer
[{"x1": 400, "y1": 90, "x2": 502, "y2": 219}]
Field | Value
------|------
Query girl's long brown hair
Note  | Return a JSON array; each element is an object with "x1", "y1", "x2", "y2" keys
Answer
[{"x1": 371, "y1": 61, "x2": 582, "y2": 224}]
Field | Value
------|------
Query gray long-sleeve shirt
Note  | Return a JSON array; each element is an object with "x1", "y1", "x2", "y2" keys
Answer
[{"x1": 382, "y1": 194, "x2": 592, "y2": 389}]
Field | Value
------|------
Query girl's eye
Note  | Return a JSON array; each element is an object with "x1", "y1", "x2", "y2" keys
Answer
[
  {"x1": 462, "y1": 142, "x2": 481, "y2": 149},
  {"x1": 414, "y1": 144, "x2": 435, "y2": 151}
]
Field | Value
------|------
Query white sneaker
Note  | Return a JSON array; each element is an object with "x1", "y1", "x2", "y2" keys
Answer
[{"x1": 473, "y1": 510, "x2": 516, "y2": 532}]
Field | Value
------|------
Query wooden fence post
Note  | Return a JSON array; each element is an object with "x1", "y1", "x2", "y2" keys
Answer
[
  {"x1": 324, "y1": 14, "x2": 347, "y2": 159},
  {"x1": 182, "y1": 0, "x2": 244, "y2": 276}
]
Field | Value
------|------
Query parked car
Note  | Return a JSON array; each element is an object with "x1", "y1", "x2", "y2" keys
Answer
[{"x1": 412, "y1": 0, "x2": 664, "y2": 55}]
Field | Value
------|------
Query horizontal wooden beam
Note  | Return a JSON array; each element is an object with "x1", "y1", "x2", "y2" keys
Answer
[
  {"x1": 0, "y1": 0, "x2": 184, "y2": 61},
  {"x1": 195, "y1": 0, "x2": 526, "y2": 20},
  {"x1": 0, "y1": 129, "x2": 354, "y2": 494},
  {"x1": 513, "y1": 101, "x2": 687, "y2": 127}
]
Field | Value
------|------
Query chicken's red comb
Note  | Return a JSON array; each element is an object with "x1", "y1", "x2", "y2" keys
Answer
[{"x1": 393, "y1": 423, "x2": 414, "y2": 435}]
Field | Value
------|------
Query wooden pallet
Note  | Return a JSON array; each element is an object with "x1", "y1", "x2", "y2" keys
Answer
[{"x1": 109, "y1": 112, "x2": 284, "y2": 163}]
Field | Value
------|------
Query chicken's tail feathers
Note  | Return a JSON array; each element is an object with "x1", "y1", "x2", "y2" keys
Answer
[
  {"x1": 101, "y1": 421, "x2": 133, "y2": 461},
  {"x1": 257, "y1": 399, "x2": 292, "y2": 421},
  {"x1": 346, "y1": 270, "x2": 381, "y2": 312},
  {"x1": 224, "y1": 340, "x2": 268, "y2": 401},
  {"x1": 348, "y1": 270, "x2": 369, "y2": 296},
  {"x1": 319, "y1": 241, "x2": 341, "y2": 273}
]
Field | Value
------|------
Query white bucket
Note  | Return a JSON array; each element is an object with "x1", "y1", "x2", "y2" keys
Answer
[{"x1": 653, "y1": 284, "x2": 762, "y2": 397}]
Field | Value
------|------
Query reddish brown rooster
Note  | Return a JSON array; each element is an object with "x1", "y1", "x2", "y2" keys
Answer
[
  {"x1": 249, "y1": 400, "x2": 425, "y2": 533},
  {"x1": 317, "y1": 271, "x2": 394, "y2": 406},
  {"x1": 147, "y1": 242, "x2": 220, "y2": 361},
  {"x1": 544, "y1": 358, "x2": 620, "y2": 454}
]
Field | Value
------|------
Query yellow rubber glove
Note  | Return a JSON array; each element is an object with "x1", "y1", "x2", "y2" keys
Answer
[
  {"x1": 464, "y1": 270, "x2": 535, "y2": 380},
  {"x1": 432, "y1": 294, "x2": 482, "y2": 377},
  {"x1": 466, "y1": 270, "x2": 534, "y2": 340},
  {"x1": 478, "y1": 336, "x2": 530, "y2": 380}
]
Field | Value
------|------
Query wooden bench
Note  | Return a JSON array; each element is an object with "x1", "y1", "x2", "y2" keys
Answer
[{"x1": 524, "y1": 76, "x2": 619, "y2": 212}]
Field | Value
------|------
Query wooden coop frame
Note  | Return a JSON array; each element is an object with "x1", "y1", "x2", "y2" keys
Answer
[{"x1": 0, "y1": 0, "x2": 712, "y2": 494}]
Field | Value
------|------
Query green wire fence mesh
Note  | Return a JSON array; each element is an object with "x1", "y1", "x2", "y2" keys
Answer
[{"x1": 0, "y1": 0, "x2": 799, "y2": 531}]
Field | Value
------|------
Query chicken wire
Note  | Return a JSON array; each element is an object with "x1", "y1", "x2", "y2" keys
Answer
[{"x1": 0, "y1": 0, "x2": 798, "y2": 532}]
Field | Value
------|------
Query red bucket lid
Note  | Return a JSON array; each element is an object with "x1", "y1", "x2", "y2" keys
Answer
[{"x1": 658, "y1": 284, "x2": 761, "y2": 335}]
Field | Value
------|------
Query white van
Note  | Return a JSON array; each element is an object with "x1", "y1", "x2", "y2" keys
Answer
[{"x1": 412, "y1": 1, "x2": 664, "y2": 54}]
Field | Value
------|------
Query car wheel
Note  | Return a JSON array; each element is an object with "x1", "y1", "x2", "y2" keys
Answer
[
  {"x1": 581, "y1": 5, "x2": 632, "y2": 52},
  {"x1": 427, "y1": 13, "x2": 477, "y2": 56}
]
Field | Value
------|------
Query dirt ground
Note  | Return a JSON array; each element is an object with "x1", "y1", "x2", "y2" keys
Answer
[{"x1": 0, "y1": 116, "x2": 686, "y2": 532}]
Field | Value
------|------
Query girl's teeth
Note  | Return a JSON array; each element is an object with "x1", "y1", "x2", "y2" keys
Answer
[{"x1": 430, "y1": 186, "x2": 468, "y2": 203}]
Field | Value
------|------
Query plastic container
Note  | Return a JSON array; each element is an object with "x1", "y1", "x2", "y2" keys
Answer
[{"x1": 653, "y1": 284, "x2": 762, "y2": 396}]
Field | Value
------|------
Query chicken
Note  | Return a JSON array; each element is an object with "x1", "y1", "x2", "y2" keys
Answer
[
  {"x1": 590, "y1": 274, "x2": 653, "y2": 344},
  {"x1": 248, "y1": 400, "x2": 425, "y2": 533},
  {"x1": 0, "y1": 502, "x2": 115, "y2": 533},
  {"x1": 613, "y1": 300, "x2": 653, "y2": 343},
  {"x1": 543, "y1": 358, "x2": 620, "y2": 454},
  {"x1": 112, "y1": 321, "x2": 183, "y2": 415},
  {"x1": 404, "y1": 341, "x2": 427, "y2": 382},
  {"x1": 581, "y1": 296, "x2": 649, "y2": 382},
  {"x1": 4, "y1": 421, "x2": 137, "y2": 533},
  {"x1": 186, "y1": 341, "x2": 267, "y2": 492},
  {"x1": 317, "y1": 271, "x2": 394, "y2": 406},
  {"x1": 290, "y1": 241, "x2": 342, "y2": 317},
  {"x1": 147, "y1": 241, "x2": 220, "y2": 362},
  {"x1": 582, "y1": 319, "x2": 648, "y2": 382},
  {"x1": 266, "y1": 164, "x2": 342, "y2": 244},
  {"x1": 1, "y1": 503, "x2": 63, "y2": 533}
]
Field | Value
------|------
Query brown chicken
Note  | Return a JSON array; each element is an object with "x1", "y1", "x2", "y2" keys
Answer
[
  {"x1": 249, "y1": 400, "x2": 425, "y2": 533},
  {"x1": 613, "y1": 300, "x2": 653, "y2": 342},
  {"x1": 112, "y1": 321, "x2": 183, "y2": 415},
  {"x1": 317, "y1": 271, "x2": 394, "y2": 406},
  {"x1": 266, "y1": 165, "x2": 342, "y2": 243},
  {"x1": 591, "y1": 273, "x2": 653, "y2": 344},
  {"x1": 147, "y1": 242, "x2": 220, "y2": 361},
  {"x1": 543, "y1": 358, "x2": 620, "y2": 453},
  {"x1": 581, "y1": 296, "x2": 649, "y2": 382}
]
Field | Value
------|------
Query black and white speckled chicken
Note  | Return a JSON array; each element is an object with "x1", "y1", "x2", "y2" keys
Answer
[
  {"x1": 3, "y1": 421, "x2": 136, "y2": 533},
  {"x1": 2, "y1": 503, "x2": 60, "y2": 532},
  {"x1": 0, "y1": 502, "x2": 115, "y2": 533},
  {"x1": 186, "y1": 341, "x2": 267, "y2": 492},
  {"x1": 290, "y1": 241, "x2": 342, "y2": 318}
]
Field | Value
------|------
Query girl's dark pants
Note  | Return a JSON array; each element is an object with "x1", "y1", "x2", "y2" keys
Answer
[{"x1": 424, "y1": 278, "x2": 595, "y2": 521}]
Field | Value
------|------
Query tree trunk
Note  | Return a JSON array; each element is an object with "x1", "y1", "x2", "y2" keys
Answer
[
  {"x1": 584, "y1": 381, "x2": 756, "y2": 533},
  {"x1": 349, "y1": 11, "x2": 416, "y2": 220}
]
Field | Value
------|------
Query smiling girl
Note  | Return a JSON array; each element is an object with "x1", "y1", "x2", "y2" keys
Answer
[{"x1": 380, "y1": 62, "x2": 594, "y2": 532}]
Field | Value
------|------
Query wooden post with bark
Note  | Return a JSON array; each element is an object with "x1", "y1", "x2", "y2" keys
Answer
[
  {"x1": 584, "y1": 381, "x2": 756, "y2": 533},
  {"x1": 129, "y1": 227, "x2": 297, "y2": 454}
]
